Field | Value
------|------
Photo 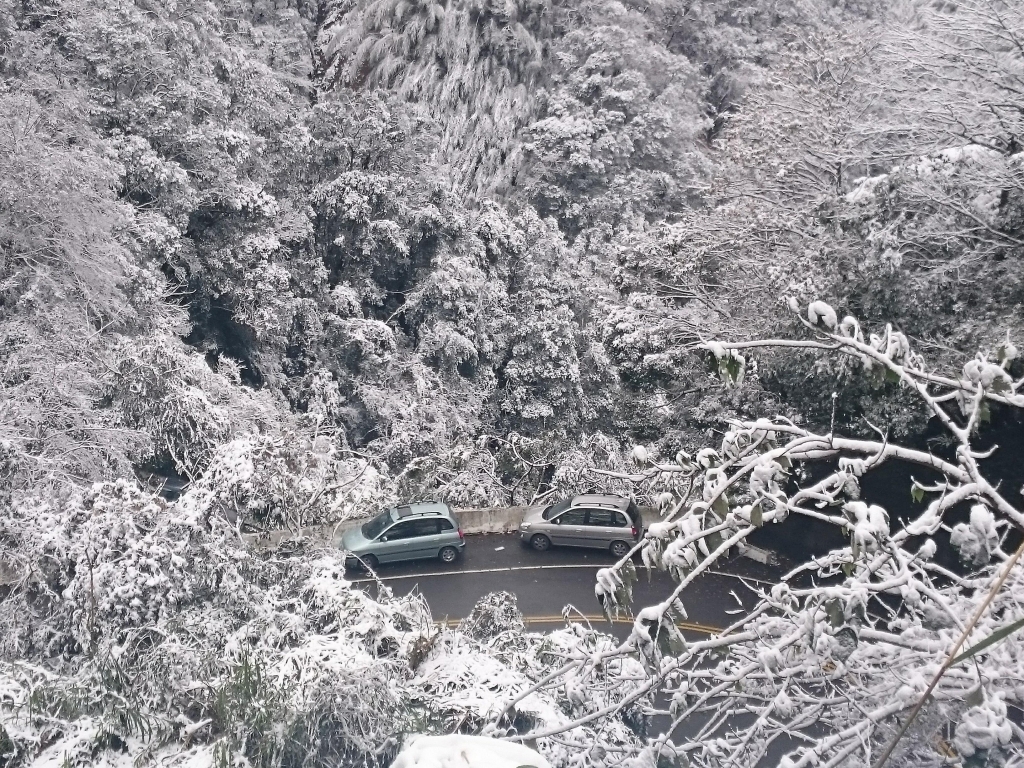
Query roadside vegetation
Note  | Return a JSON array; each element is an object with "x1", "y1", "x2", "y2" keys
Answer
[{"x1": 2, "y1": 0, "x2": 1024, "y2": 764}]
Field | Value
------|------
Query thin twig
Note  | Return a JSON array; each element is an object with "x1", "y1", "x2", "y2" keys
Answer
[{"x1": 872, "y1": 535, "x2": 1024, "y2": 768}]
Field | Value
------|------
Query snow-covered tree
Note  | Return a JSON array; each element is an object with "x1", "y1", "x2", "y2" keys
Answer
[{"x1": 490, "y1": 301, "x2": 1024, "y2": 766}]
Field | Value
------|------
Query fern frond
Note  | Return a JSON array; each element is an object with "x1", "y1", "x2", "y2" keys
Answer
[
  {"x1": 367, "y1": 0, "x2": 399, "y2": 31},
  {"x1": 392, "y1": 0, "x2": 412, "y2": 25},
  {"x1": 375, "y1": 53, "x2": 405, "y2": 87},
  {"x1": 370, "y1": 33, "x2": 399, "y2": 65},
  {"x1": 348, "y1": 35, "x2": 380, "y2": 80},
  {"x1": 427, "y1": 3, "x2": 445, "y2": 32}
]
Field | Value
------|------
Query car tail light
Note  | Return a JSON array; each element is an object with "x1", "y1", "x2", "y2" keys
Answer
[
  {"x1": 631, "y1": 526, "x2": 638, "y2": 538},
  {"x1": 458, "y1": 528, "x2": 464, "y2": 540}
]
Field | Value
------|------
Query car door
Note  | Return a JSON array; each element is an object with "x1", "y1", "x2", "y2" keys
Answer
[
  {"x1": 375, "y1": 520, "x2": 418, "y2": 562},
  {"x1": 550, "y1": 508, "x2": 587, "y2": 547},
  {"x1": 583, "y1": 508, "x2": 629, "y2": 549},
  {"x1": 409, "y1": 518, "x2": 444, "y2": 560}
]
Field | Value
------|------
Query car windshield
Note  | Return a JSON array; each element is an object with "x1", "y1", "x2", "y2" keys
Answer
[
  {"x1": 542, "y1": 500, "x2": 571, "y2": 520},
  {"x1": 361, "y1": 510, "x2": 394, "y2": 540}
]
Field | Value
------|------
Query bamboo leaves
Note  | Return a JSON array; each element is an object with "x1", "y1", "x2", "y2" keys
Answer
[{"x1": 951, "y1": 618, "x2": 1024, "y2": 667}]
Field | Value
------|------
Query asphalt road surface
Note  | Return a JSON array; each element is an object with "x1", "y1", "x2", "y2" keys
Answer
[
  {"x1": 348, "y1": 532, "x2": 789, "y2": 756},
  {"x1": 349, "y1": 532, "x2": 781, "y2": 638}
]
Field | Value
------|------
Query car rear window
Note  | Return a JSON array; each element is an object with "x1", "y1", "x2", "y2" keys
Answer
[{"x1": 626, "y1": 500, "x2": 643, "y2": 526}]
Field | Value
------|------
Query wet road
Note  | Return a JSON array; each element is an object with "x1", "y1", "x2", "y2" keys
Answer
[{"x1": 349, "y1": 532, "x2": 781, "y2": 638}]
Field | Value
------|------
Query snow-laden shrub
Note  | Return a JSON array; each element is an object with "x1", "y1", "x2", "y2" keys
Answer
[
  {"x1": 1, "y1": 482, "x2": 648, "y2": 768},
  {"x1": 551, "y1": 434, "x2": 633, "y2": 498},
  {"x1": 459, "y1": 591, "x2": 526, "y2": 642},
  {"x1": 391, "y1": 432, "x2": 556, "y2": 509},
  {"x1": 0, "y1": 481, "x2": 256, "y2": 660},
  {"x1": 0, "y1": 494, "x2": 421, "y2": 766},
  {"x1": 413, "y1": 618, "x2": 651, "y2": 762},
  {"x1": 0, "y1": 583, "x2": 651, "y2": 768},
  {"x1": 419, "y1": 441, "x2": 519, "y2": 509},
  {"x1": 107, "y1": 333, "x2": 277, "y2": 478},
  {"x1": 179, "y1": 431, "x2": 394, "y2": 531}
]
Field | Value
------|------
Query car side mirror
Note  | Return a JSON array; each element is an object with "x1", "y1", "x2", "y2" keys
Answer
[
  {"x1": 553, "y1": 518, "x2": 561, "y2": 525},
  {"x1": 380, "y1": 536, "x2": 388, "y2": 542}
]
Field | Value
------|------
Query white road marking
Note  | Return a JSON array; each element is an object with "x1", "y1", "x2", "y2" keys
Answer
[
  {"x1": 348, "y1": 563, "x2": 599, "y2": 582},
  {"x1": 433, "y1": 614, "x2": 724, "y2": 634},
  {"x1": 349, "y1": 564, "x2": 775, "y2": 586}
]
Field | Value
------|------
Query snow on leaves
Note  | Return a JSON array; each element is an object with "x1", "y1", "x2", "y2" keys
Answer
[
  {"x1": 0, "y1": 491, "x2": 651, "y2": 768},
  {"x1": 527, "y1": 306, "x2": 1024, "y2": 766}
]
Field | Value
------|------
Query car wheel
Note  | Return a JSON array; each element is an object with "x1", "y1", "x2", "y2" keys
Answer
[
  {"x1": 360, "y1": 554, "x2": 379, "y2": 571},
  {"x1": 439, "y1": 546, "x2": 459, "y2": 564},
  {"x1": 610, "y1": 540, "x2": 631, "y2": 558},
  {"x1": 530, "y1": 534, "x2": 551, "y2": 552}
]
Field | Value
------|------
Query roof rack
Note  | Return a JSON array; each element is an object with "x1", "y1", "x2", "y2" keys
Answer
[
  {"x1": 394, "y1": 501, "x2": 444, "y2": 518},
  {"x1": 571, "y1": 494, "x2": 630, "y2": 511}
]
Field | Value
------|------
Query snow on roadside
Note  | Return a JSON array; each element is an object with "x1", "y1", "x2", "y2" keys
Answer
[{"x1": 393, "y1": 734, "x2": 550, "y2": 768}]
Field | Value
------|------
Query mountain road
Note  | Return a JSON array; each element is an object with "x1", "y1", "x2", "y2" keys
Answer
[{"x1": 348, "y1": 532, "x2": 782, "y2": 639}]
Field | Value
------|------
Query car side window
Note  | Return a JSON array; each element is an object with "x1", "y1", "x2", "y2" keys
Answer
[
  {"x1": 383, "y1": 521, "x2": 417, "y2": 540},
  {"x1": 614, "y1": 512, "x2": 630, "y2": 528},
  {"x1": 437, "y1": 518, "x2": 454, "y2": 531},
  {"x1": 411, "y1": 519, "x2": 441, "y2": 537},
  {"x1": 586, "y1": 509, "x2": 616, "y2": 527},
  {"x1": 557, "y1": 509, "x2": 587, "y2": 525}
]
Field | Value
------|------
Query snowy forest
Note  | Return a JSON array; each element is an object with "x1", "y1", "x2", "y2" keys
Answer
[{"x1": 3, "y1": 0, "x2": 1024, "y2": 764}]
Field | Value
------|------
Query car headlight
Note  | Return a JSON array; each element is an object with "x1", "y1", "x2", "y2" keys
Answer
[{"x1": 520, "y1": 522, "x2": 531, "y2": 530}]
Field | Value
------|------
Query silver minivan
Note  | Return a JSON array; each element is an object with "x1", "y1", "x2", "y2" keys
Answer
[
  {"x1": 341, "y1": 501, "x2": 464, "y2": 570},
  {"x1": 518, "y1": 494, "x2": 644, "y2": 558}
]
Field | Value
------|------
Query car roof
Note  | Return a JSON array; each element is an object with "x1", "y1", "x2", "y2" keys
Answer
[
  {"x1": 570, "y1": 494, "x2": 631, "y2": 511},
  {"x1": 390, "y1": 501, "x2": 452, "y2": 520}
]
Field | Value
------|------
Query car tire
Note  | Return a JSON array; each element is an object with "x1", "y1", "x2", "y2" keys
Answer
[
  {"x1": 610, "y1": 540, "x2": 631, "y2": 558},
  {"x1": 530, "y1": 534, "x2": 551, "y2": 552},
  {"x1": 360, "y1": 554, "x2": 379, "y2": 571},
  {"x1": 439, "y1": 546, "x2": 459, "y2": 564}
]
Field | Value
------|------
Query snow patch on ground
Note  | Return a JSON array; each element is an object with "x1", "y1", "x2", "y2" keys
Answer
[{"x1": 393, "y1": 735, "x2": 550, "y2": 768}]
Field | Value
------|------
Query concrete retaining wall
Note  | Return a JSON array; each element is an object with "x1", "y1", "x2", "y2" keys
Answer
[{"x1": 454, "y1": 505, "x2": 532, "y2": 534}]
